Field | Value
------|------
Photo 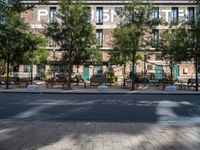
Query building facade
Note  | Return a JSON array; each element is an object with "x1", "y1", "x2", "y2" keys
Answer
[{"x1": 17, "y1": 0, "x2": 198, "y2": 82}]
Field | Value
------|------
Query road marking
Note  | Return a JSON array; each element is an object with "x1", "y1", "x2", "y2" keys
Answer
[
  {"x1": 13, "y1": 105, "x2": 50, "y2": 119},
  {"x1": 156, "y1": 101, "x2": 200, "y2": 125}
]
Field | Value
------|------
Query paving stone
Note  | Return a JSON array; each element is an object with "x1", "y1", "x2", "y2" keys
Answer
[{"x1": 0, "y1": 121, "x2": 200, "y2": 150}]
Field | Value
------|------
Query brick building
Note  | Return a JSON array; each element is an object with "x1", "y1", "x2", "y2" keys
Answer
[{"x1": 16, "y1": 0, "x2": 199, "y2": 82}]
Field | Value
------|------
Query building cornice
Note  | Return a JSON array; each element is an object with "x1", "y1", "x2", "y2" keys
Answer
[{"x1": 21, "y1": 0, "x2": 194, "y2": 5}]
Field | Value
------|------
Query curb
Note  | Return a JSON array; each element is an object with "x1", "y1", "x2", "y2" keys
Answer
[{"x1": 0, "y1": 91, "x2": 200, "y2": 95}]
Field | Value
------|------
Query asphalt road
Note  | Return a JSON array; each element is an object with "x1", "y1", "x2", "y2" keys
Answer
[{"x1": 0, "y1": 93, "x2": 200, "y2": 123}]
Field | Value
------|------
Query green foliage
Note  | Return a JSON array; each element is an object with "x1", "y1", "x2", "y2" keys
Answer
[
  {"x1": 109, "y1": 27, "x2": 132, "y2": 65},
  {"x1": 0, "y1": 2, "x2": 48, "y2": 87},
  {"x1": 85, "y1": 47, "x2": 102, "y2": 64},
  {"x1": 21, "y1": 34, "x2": 48, "y2": 65},
  {"x1": 46, "y1": 0, "x2": 96, "y2": 64},
  {"x1": 158, "y1": 26, "x2": 186, "y2": 66},
  {"x1": 104, "y1": 71, "x2": 116, "y2": 83},
  {"x1": 0, "y1": 0, "x2": 47, "y2": 13},
  {"x1": 110, "y1": 0, "x2": 157, "y2": 65},
  {"x1": 46, "y1": 0, "x2": 97, "y2": 89},
  {"x1": 182, "y1": 18, "x2": 200, "y2": 62},
  {"x1": 0, "y1": 2, "x2": 30, "y2": 64},
  {"x1": 109, "y1": 0, "x2": 157, "y2": 89}
]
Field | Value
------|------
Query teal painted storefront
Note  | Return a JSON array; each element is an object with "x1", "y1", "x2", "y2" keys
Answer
[
  {"x1": 83, "y1": 65, "x2": 89, "y2": 81},
  {"x1": 129, "y1": 66, "x2": 137, "y2": 78},
  {"x1": 173, "y1": 65, "x2": 179, "y2": 80},
  {"x1": 155, "y1": 65, "x2": 163, "y2": 80}
]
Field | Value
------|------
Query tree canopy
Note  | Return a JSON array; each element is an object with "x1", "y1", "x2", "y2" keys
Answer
[
  {"x1": 109, "y1": 0, "x2": 158, "y2": 90},
  {"x1": 46, "y1": 0, "x2": 98, "y2": 89},
  {"x1": 0, "y1": 1, "x2": 48, "y2": 88}
]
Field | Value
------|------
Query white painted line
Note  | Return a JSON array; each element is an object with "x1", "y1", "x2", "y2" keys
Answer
[{"x1": 13, "y1": 105, "x2": 50, "y2": 119}]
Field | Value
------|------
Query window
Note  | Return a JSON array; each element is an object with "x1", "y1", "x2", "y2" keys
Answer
[
  {"x1": 147, "y1": 65, "x2": 153, "y2": 71},
  {"x1": 86, "y1": 7, "x2": 91, "y2": 23},
  {"x1": 96, "y1": 7, "x2": 103, "y2": 24},
  {"x1": 197, "y1": 6, "x2": 200, "y2": 20},
  {"x1": 188, "y1": 7, "x2": 195, "y2": 22},
  {"x1": 183, "y1": 68, "x2": 188, "y2": 74},
  {"x1": 114, "y1": 7, "x2": 123, "y2": 16},
  {"x1": 0, "y1": 2, "x2": 4, "y2": 26},
  {"x1": 49, "y1": 37, "x2": 56, "y2": 47},
  {"x1": 171, "y1": 7, "x2": 178, "y2": 23},
  {"x1": 24, "y1": 65, "x2": 31, "y2": 73},
  {"x1": 152, "y1": 29, "x2": 159, "y2": 47},
  {"x1": 96, "y1": 29, "x2": 103, "y2": 47},
  {"x1": 155, "y1": 53, "x2": 162, "y2": 61},
  {"x1": 50, "y1": 7, "x2": 57, "y2": 23},
  {"x1": 152, "y1": 7, "x2": 159, "y2": 19},
  {"x1": 53, "y1": 65, "x2": 68, "y2": 73}
]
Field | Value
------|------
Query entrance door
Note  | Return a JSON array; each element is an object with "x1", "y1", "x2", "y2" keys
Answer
[
  {"x1": 83, "y1": 65, "x2": 89, "y2": 81},
  {"x1": 155, "y1": 65, "x2": 163, "y2": 80},
  {"x1": 173, "y1": 65, "x2": 179, "y2": 80}
]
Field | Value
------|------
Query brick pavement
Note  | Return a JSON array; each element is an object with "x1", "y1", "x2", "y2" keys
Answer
[{"x1": 0, "y1": 121, "x2": 200, "y2": 150}]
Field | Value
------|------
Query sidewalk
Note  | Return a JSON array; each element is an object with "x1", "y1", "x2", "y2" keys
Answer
[
  {"x1": 0, "y1": 121, "x2": 199, "y2": 150},
  {"x1": 0, "y1": 84, "x2": 199, "y2": 94}
]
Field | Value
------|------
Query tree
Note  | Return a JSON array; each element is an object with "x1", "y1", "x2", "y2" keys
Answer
[
  {"x1": 21, "y1": 34, "x2": 48, "y2": 83},
  {"x1": 0, "y1": 0, "x2": 47, "y2": 13},
  {"x1": 0, "y1": 2, "x2": 47, "y2": 88},
  {"x1": 110, "y1": 0, "x2": 156, "y2": 90},
  {"x1": 0, "y1": 2, "x2": 30, "y2": 89},
  {"x1": 109, "y1": 27, "x2": 143, "y2": 87},
  {"x1": 46, "y1": 0, "x2": 96, "y2": 90},
  {"x1": 184, "y1": 24, "x2": 200, "y2": 91},
  {"x1": 177, "y1": 1, "x2": 200, "y2": 91},
  {"x1": 159, "y1": 26, "x2": 186, "y2": 85}
]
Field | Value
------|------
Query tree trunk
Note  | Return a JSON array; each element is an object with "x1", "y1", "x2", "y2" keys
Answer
[
  {"x1": 194, "y1": 58, "x2": 199, "y2": 91},
  {"x1": 6, "y1": 55, "x2": 10, "y2": 89},
  {"x1": 123, "y1": 63, "x2": 126, "y2": 87},
  {"x1": 67, "y1": 50, "x2": 72, "y2": 90},
  {"x1": 144, "y1": 56, "x2": 146, "y2": 86},
  {"x1": 68, "y1": 65, "x2": 72, "y2": 90},
  {"x1": 170, "y1": 65, "x2": 173, "y2": 85},
  {"x1": 30, "y1": 64, "x2": 33, "y2": 84},
  {"x1": 131, "y1": 58, "x2": 135, "y2": 91}
]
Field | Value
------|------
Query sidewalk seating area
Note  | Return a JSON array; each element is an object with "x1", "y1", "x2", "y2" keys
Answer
[
  {"x1": 0, "y1": 76, "x2": 200, "y2": 93},
  {"x1": 90, "y1": 76, "x2": 112, "y2": 86},
  {"x1": 0, "y1": 77, "x2": 32, "y2": 88}
]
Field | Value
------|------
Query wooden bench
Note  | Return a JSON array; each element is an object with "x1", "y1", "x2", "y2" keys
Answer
[
  {"x1": 175, "y1": 82, "x2": 188, "y2": 90},
  {"x1": 0, "y1": 77, "x2": 32, "y2": 88},
  {"x1": 125, "y1": 80, "x2": 140, "y2": 89},
  {"x1": 90, "y1": 77, "x2": 112, "y2": 86},
  {"x1": 0, "y1": 77, "x2": 19, "y2": 87},
  {"x1": 45, "y1": 80, "x2": 66, "y2": 88},
  {"x1": 18, "y1": 78, "x2": 32, "y2": 87},
  {"x1": 187, "y1": 79, "x2": 200, "y2": 90}
]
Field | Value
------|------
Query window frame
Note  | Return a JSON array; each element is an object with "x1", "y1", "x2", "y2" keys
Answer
[
  {"x1": 152, "y1": 29, "x2": 159, "y2": 48},
  {"x1": 152, "y1": 7, "x2": 159, "y2": 20},
  {"x1": 96, "y1": 29, "x2": 103, "y2": 47},
  {"x1": 171, "y1": 7, "x2": 179, "y2": 23},
  {"x1": 50, "y1": 7, "x2": 57, "y2": 24},
  {"x1": 96, "y1": 7, "x2": 103, "y2": 25},
  {"x1": 188, "y1": 7, "x2": 195, "y2": 22}
]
